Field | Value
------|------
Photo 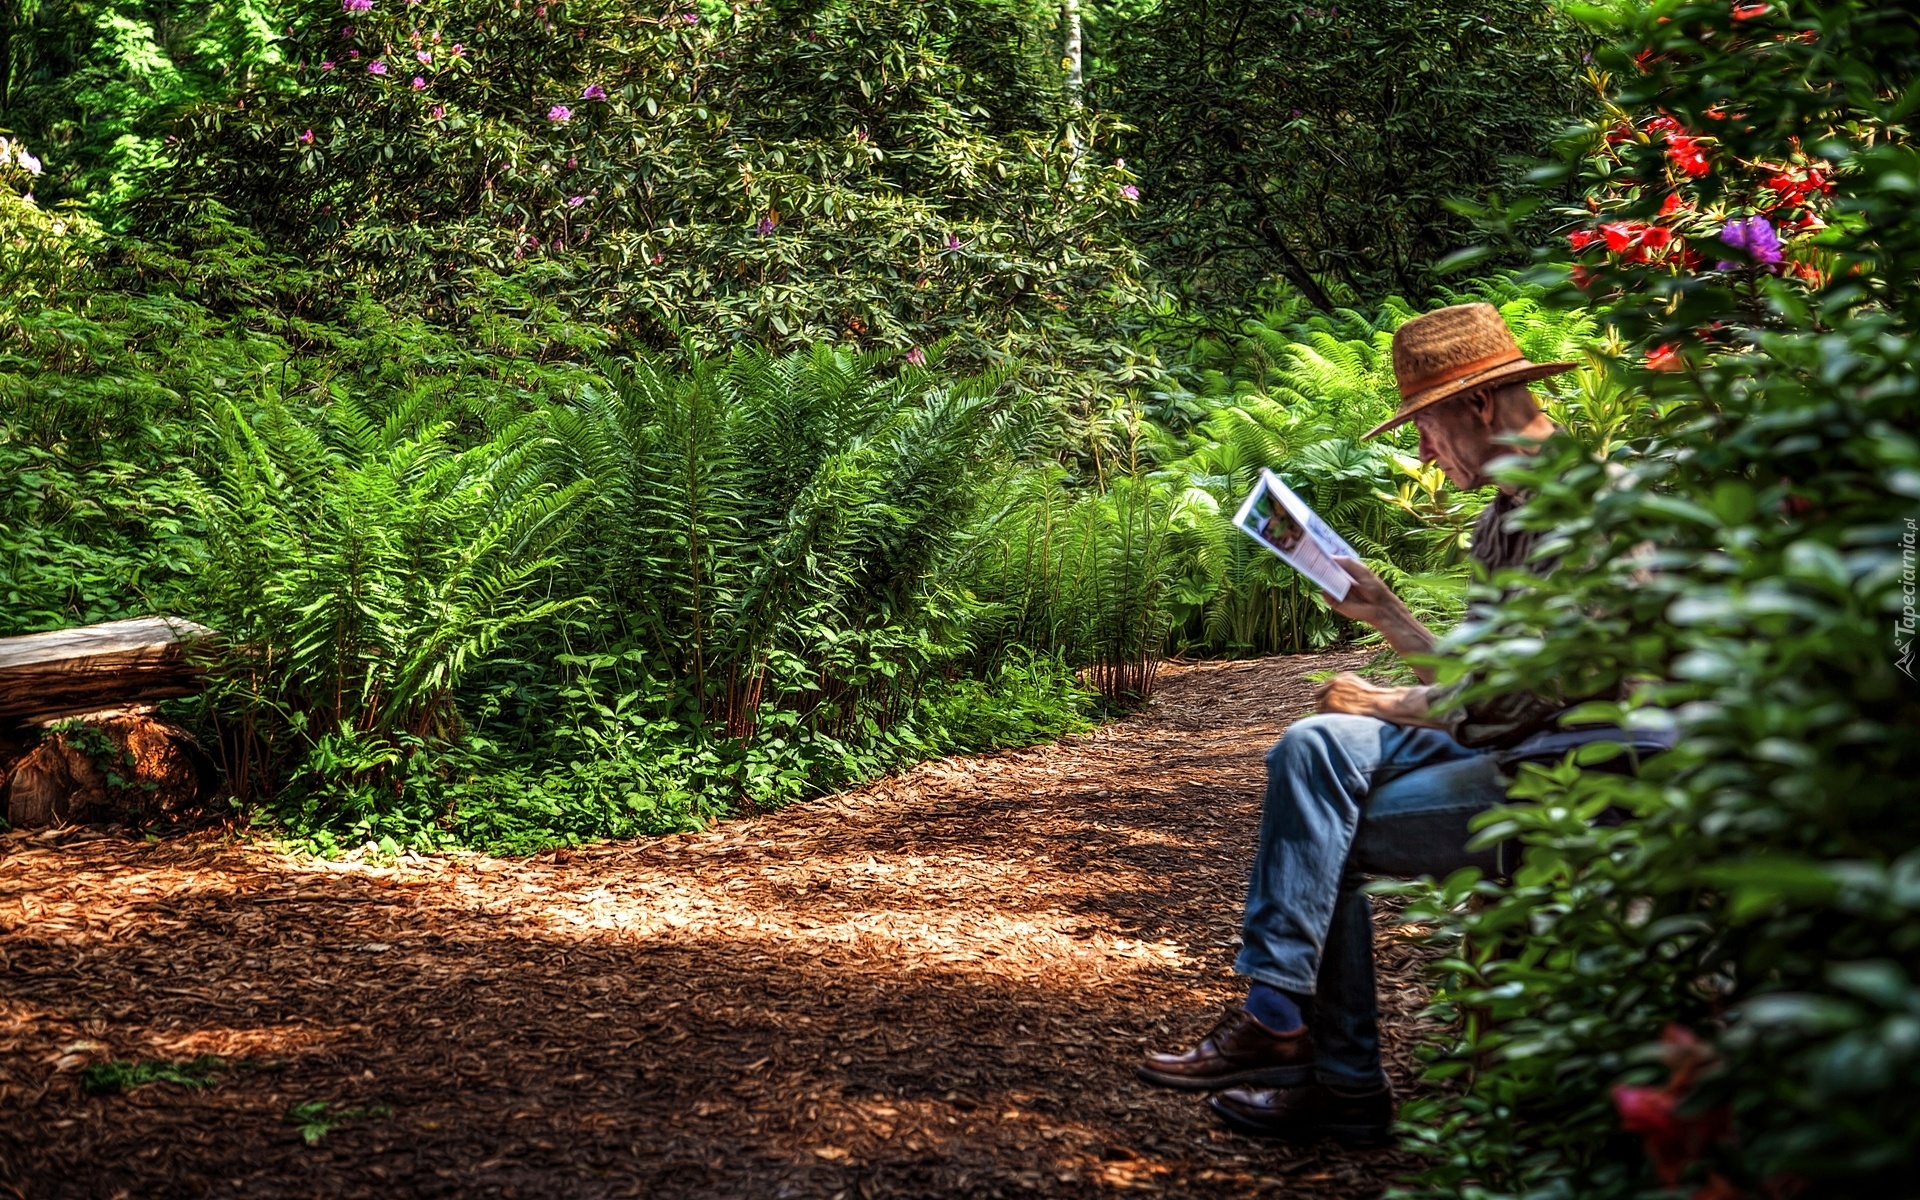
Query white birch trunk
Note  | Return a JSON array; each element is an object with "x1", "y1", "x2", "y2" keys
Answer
[{"x1": 1062, "y1": 0, "x2": 1084, "y2": 175}]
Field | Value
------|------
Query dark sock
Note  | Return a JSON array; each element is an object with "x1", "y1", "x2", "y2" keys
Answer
[
  {"x1": 1244, "y1": 982, "x2": 1307, "y2": 1033},
  {"x1": 1325, "y1": 1080, "x2": 1388, "y2": 1098}
]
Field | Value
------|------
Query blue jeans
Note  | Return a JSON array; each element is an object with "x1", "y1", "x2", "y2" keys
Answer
[{"x1": 1234, "y1": 714, "x2": 1508, "y2": 1090}]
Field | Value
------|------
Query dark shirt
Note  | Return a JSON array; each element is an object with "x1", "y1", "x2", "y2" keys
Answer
[
  {"x1": 1433, "y1": 489, "x2": 1566, "y2": 748},
  {"x1": 1467, "y1": 490, "x2": 1540, "y2": 578}
]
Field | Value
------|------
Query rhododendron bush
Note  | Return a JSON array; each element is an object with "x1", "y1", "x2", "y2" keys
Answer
[
  {"x1": 1397, "y1": 2, "x2": 1920, "y2": 1196},
  {"x1": 147, "y1": 0, "x2": 1145, "y2": 358}
]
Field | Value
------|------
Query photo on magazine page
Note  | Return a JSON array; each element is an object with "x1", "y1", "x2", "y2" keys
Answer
[{"x1": 1232, "y1": 470, "x2": 1356, "y2": 601}]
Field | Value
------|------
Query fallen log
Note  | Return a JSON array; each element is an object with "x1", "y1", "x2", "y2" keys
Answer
[{"x1": 0, "y1": 616, "x2": 213, "y2": 729}]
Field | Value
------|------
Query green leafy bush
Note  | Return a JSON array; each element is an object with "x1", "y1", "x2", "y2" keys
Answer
[{"x1": 1400, "y1": 3, "x2": 1920, "y2": 1195}]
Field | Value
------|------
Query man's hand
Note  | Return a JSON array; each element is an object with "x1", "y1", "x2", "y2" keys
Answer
[
  {"x1": 1322, "y1": 557, "x2": 1438, "y2": 683},
  {"x1": 1313, "y1": 672, "x2": 1441, "y2": 727}
]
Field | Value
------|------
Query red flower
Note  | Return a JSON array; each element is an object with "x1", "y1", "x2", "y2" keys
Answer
[
  {"x1": 1570, "y1": 264, "x2": 1596, "y2": 289},
  {"x1": 1660, "y1": 192, "x2": 1688, "y2": 217},
  {"x1": 1601, "y1": 221, "x2": 1639, "y2": 253},
  {"x1": 1645, "y1": 343, "x2": 1683, "y2": 371},
  {"x1": 1604, "y1": 121, "x2": 1635, "y2": 146},
  {"x1": 1646, "y1": 115, "x2": 1681, "y2": 135},
  {"x1": 1569, "y1": 228, "x2": 1598, "y2": 252},
  {"x1": 1614, "y1": 1084, "x2": 1730, "y2": 1186},
  {"x1": 1614, "y1": 1025, "x2": 1732, "y2": 1188},
  {"x1": 1666, "y1": 133, "x2": 1710, "y2": 177},
  {"x1": 1731, "y1": 1, "x2": 1768, "y2": 18},
  {"x1": 1641, "y1": 226, "x2": 1673, "y2": 250}
]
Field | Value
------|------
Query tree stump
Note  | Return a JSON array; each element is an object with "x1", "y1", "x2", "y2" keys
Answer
[{"x1": 4, "y1": 715, "x2": 217, "y2": 828}]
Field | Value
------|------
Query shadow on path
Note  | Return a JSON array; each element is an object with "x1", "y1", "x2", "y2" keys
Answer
[{"x1": 0, "y1": 654, "x2": 1442, "y2": 1198}]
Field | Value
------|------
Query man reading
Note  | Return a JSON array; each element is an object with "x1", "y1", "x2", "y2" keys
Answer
[{"x1": 1136, "y1": 302, "x2": 1575, "y2": 1146}]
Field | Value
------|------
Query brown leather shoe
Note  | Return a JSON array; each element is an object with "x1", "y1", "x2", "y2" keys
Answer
[
  {"x1": 1134, "y1": 1008, "x2": 1314, "y2": 1091},
  {"x1": 1208, "y1": 1082, "x2": 1395, "y2": 1148}
]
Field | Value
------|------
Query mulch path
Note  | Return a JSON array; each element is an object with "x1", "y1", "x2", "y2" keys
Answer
[{"x1": 0, "y1": 653, "x2": 1446, "y2": 1199}]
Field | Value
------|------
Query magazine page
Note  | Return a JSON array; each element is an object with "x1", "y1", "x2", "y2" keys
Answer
[{"x1": 1231, "y1": 469, "x2": 1356, "y2": 601}]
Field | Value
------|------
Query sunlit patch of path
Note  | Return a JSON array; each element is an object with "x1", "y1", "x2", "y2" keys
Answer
[{"x1": 0, "y1": 653, "x2": 1440, "y2": 1199}]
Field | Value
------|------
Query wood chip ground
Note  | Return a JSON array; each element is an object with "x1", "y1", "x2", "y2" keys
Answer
[{"x1": 0, "y1": 653, "x2": 1446, "y2": 1198}]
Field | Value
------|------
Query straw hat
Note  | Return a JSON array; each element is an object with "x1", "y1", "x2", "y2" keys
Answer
[{"x1": 1362, "y1": 303, "x2": 1574, "y2": 440}]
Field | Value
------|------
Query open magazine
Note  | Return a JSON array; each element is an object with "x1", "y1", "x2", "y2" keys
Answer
[{"x1": 1231, "y1": 469, "x2": 1361, "y2": 602}]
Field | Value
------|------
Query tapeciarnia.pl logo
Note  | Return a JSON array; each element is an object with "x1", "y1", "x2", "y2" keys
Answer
[{"x1": 1900, "y1": 517, "x2": 1917, "y2": 681}]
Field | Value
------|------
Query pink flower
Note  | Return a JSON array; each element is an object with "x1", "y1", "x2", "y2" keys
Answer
[
  {"x1": 905, "y1": 348, "x2": 926, "y2": 366},
  {"x1": 582, "y1": 83, "x2": 607, "y2": 101},
  {"x1": 430, "y1": 104, "x2": 445, "y2": 119},
  {"x1": 348, "y1": 48, "x2": 360, "y2": 59},
  {"x1": 1120, "y1": 184, "x2": 1140, "y2": 201},
  {"x1": 342, "y1": 0, "x2": 373, "y2": 12},
  {"x1": 547, "y1": 104, "x2": 572, "y2": 122},
  {"x1": 320, "y1": 60, "x2": 336, "y2": 70},
  {"x1": 300, "y1": 128, "x2": 315, "y2": 144},
  {"x1": 567, "y1": 195, "x2": 586, "y2": 207},
  {"x1": 411, "y1": 76, "x2": 426, "y2": 89},
  {"x1": 367, "y1": 60, "x2": 387, "y2": 75},
  {"x1": 416, "y1": 49, "x2": 431, "y2": 62},
  {"x1": 682, "y1": 11, "x2": 700, "y2": 22},
  {"x1": 943, "y1": 233, "x2": 962, "y2": 251},
  {"x1": 450, "y1": 43, "x2": 464, "y2": 56}
]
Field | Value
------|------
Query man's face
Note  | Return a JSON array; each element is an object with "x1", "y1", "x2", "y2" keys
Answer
[{"x1": 1411, "y1": 388, "x2": 1500, "y2": 491}]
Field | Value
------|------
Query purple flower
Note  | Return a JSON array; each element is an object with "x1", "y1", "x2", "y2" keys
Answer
[
  {"x1": 430, "y1": 104, "x2": 445, "y2": 119},
  {"x1": 1718, "y1": 214, "x2": 1783, "y2": 267},
  {"x1": 341, "y1": 24, "x2": 354, "y2": 36},
  {"x1": 547, "y1": 104, "x2": 572, "y2": 122},
  {"x1": 944, "y1": 233, "x2": 962, "y2": 251},
  {"x1": 348, "y1": 48, "x2": 359, "y2": 58},
  {"x1": 582, "y1": 83, "x2": 607, "y2": 101},
  {"x1": 416, "y1": 49, "x2": 431, "y2": 62},
  {"x1": 342, "y1": 0, "x2": 373, "y2": 12},
  {"x1": 450, "y1": 42, "x2": 464, "y2": 57},
  {"x1": 1120, "y1": 184, "x2": 1140, "y2": 201},
  {"x1": 367, "y1": 60, "x2": 388, "y2": 75},
  {"x1": 682, "y1": 11, "x2": 700, "y2": 23},
  {"x1": 567, "y1": 194, "x2": 586, "y2": 207},
  {"x1": 320, "y1": 60, "x2": 336, "y2": 70},
  {"x1": 411, "y1": 75, "x2": 426, "y2": 89},
  {"x1": 905, "y1": 348, "x2": 926, "y2": 366},
  {"x1": 300, "y1": 128, "x2": 315, "y2": 144},
  {"x1": 756, "y1": 214, "x2": 776, "y2": 235}
]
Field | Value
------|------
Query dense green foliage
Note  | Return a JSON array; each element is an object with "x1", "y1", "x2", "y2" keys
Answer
[
  {"x1": 1093, "y1": 0, "x2": 1592, "y2": 308},
  {"x1": 0, "y1": 0, "x2": 284, "y2": 206},
  {"x1": 1398, "y1": 3, "x2": 1920, "y2": 1195}
]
